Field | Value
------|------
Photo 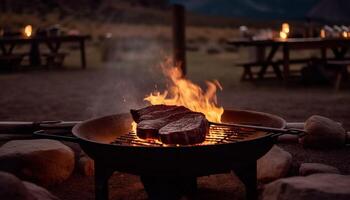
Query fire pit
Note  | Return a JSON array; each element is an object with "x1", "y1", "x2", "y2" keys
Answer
[
  {"x1": 32, "y1": 60, "x2": 302, "y2": 200},
  {"x1": 35, "y1": 108, "x2": 287, "y2": 200}
]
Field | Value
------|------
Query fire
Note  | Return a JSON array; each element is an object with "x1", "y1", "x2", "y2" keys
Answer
[
  {"x1": 131, "y1": 121, "x2": 137, "y2": 133},
  {"x1": 144, "y1": 58, "x2": 224, "y2": 123},
  {"x1": 24, "y1": 25, "x2": 32, "y2": 38},
  {"x1": 130, "y1": 58, "x2": 224, "y2": 133}
]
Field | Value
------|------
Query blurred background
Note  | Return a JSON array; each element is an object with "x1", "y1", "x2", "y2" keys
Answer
[{"x1": 0, "y1": 0, "x2": 349, "y2": 129}]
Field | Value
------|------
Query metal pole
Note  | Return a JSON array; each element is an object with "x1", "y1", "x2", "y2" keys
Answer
[{"x1": 172, "y1": 4, "x2": 186, "y2": 76}]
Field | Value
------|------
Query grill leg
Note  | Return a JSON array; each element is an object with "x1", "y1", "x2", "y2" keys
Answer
[
  {"x1": 140, "y1": 176, "x2": 197, "y2": 200},
  {"x1": 95, "y1": 162, "x2": 113, "y2": 200},
  {"x1": 234, "y1": 161, "x2": 257, "y2": 200}
]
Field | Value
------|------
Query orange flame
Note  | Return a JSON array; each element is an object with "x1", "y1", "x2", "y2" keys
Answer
[
  {"x1": 130, "y1": 58, "x2": 224, "y2": 133},
  {"x1": 144, "y1": 58, "x2": 224, "y2": 123}
]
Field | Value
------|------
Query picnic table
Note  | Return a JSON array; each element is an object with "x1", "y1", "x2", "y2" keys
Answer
[
  {"x1": 227, "y1": 37, "x2": 350, "y2": 82},
  {"x1": 0, "y1": 35, "x2": 91, "y2": 69}
]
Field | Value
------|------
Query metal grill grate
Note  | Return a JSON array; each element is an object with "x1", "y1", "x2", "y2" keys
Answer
[{"x1": 111, "y1": 124, "x2": 263, "y2": 147}]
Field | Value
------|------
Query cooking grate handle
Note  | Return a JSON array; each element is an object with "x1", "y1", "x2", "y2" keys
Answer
[
  {"x1": 33, "y1": 130, "x2": 79, "y2": 143},
  {"x1": 209, "y1": 121, "x2": 306, "y2": 138}
]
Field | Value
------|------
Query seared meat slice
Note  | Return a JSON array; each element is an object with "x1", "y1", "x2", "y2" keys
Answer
[
  {"x1": 136, "y1": 111, "x2": 191, "y2": 139},
  {"x1": 159, "y1": 112, "x2": 209, "y2": 145},
  {"x1": 139, "y1": 106, "x2": 190, "y2": 121},
  {"x1": 130, "y1": 105, "x2": 177, "y2": 123},
  {"x1": 131, "y1": 105, "x2": 209, "y2": 144}
]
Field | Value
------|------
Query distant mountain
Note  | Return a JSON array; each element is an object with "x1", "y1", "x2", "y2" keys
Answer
[
  {"x1": 0, "y1": 0, "x2": 168, "y2": 14},
  {"x1": 170, "y1": 0, "x2": 320, "y2": 20}
]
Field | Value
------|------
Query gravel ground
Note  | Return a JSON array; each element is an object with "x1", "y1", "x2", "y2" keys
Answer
[{"x1": 0, "y1": 63, "x2": 349, "y2": 200}]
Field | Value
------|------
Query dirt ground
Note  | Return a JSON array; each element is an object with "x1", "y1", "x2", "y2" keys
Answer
[{"x1": 0, "y1": 50, "x2": 350, "y2": 200}]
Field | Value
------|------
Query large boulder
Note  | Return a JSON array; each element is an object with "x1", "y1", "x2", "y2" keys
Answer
[
  {"x1": 197, "y1": 173, "x2": 245, "y2": 200},
  {"x1": 300, "y1": 115, "x2": 346, "y2": 148},
  {"x1": 257, "y1": 145, "x2": 292, "y2": 183},
  {"x1": 0, "y1": 171, "x2": 34, "y2": 200},
  {"x1": 23, "y1": 181, "x2": 59, "y2": 200},
  {"x1": 262, "y1": 174, "x2": 350, "y2": 200},
  {"x1": 0, "y1": 139, "x2": 75, "y2": 186},
  {"x1": 0, "y1": 171, "x2": 59, "y2": 200},
  {"x1": 277, "y1": 134, "x2": 299, "y2": 143},
  {"x1": 299, "y1": 163, "x2": 340, "y2": 176}
]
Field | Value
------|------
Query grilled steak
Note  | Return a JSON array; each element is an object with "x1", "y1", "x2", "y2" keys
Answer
[
  {"x1": 136, "y1": 111, "x2": 191, "y2": 139},
  {"x1": 159, "y1": 112, "x2": 209, "y2": 145},
  {"x1": 130, "y1": 105, "x2": 178, "y2": 123},
  {"x1": 139, "y1": 106, "x2": 190, "y2": 122},
  {"x1": 130, "y1": 105, "x2": 209, "y2": 144}
]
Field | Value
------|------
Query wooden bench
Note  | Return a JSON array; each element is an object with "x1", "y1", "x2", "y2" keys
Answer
[
  {"x1": 236, "y1": 57, "x2": 338, "y2": 81},
  {"x1": 0, "y1": 54, "x2": 25, "y2": 70},
  {"x1": 235, "y1": 61, "x2": 281, "y2": 81}
]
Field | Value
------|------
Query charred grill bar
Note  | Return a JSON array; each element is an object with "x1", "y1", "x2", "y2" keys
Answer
[{"x1": 112, "y1": 125, "x2": 259, "y2": 147}]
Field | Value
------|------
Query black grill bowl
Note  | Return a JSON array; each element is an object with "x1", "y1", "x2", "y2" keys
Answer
[{"x1": 72, "y1": 109, "x2": 286, "y2": 176}]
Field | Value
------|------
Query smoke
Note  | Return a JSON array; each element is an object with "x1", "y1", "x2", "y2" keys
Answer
[
  {"x1": 74, "y1": 3, "x2": 173, "y2": 117},
  {"x1": 86, "y1": 36, "x2": 172, "y2": 117}
]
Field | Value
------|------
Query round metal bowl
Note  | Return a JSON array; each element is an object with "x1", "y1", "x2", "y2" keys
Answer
[{"x1": 72, "y1": 109, "x2": 286, "y2": 176}]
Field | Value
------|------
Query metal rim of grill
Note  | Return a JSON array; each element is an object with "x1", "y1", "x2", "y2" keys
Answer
[{"x1": 111, "y1": 124, "x2": 266, "y2": 147}]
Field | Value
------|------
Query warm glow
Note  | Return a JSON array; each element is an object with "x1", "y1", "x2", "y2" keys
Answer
[
  {"x1": 24, "y1": 25, "x2": 32, "y2": 38},
  {"x1": 280, "y1": 31, "x2": 288, "y2": 39},
  {"x1": 131, "y1": 121, "x2": 137, "y2": 133},
  {"x1": 342, "y1": 31, "x2": 348, "y2": 38},
  {"x1": 282, "y1": 23, "x2": 290, "y2": 34},
  {"x1": 320, "y1": 29, "x2": 326, "y2": 38},
  {"x1": 130, "y1": 58, "x2": 224, "y2": 132},
  {"x1": 145, "y1": 58, "x2": 224, "y2": 123}
]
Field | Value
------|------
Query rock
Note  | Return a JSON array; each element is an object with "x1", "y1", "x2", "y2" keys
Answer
[
  {"x1": 286, "y1": 122, "x2": 305, "y2": 129},
  {"x1": 0, "y1": 171, "x2": 59, "y2": 200},
  {"x1": 262, "y1": 174, "x2": 350, "y2": 200},
  {"x1": 277, "y1": 134, "x2": 299, "y2": 143},
  {"x1": 300, "y1": 115, "x2": 346, "y2": 148},
  {"x1": 78, "y1": 156, "x2": 94, "y2": 176},
  {"x1": 23, "y1": 181, "x2": 59, "y2": 200},
  {"x1": 0, "y1": 139, "x2": 75, "y2": 186},
  {"x1": 0, "y1": 171, "x2": 34, "y2": 200},
  {"x1": 299, "y1": 163, "x2": 340, "y2": 176},
  {"x1": 197, "y1": 173, "x2": 245, "y2": 200},
  {"x1": 257, "y1": 145, "x2": 292, "y2": 183}
]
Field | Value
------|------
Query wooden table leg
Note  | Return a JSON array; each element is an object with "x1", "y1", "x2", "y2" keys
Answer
[
  {"x1": 258, "y1": 44, "x2": 279, "y2": 79},
  {"x1": 0, "y1": 43, "x2": 16, "y2": 56},
  {"x1": 30, "y1": 41, "x2": 41, "y2": 67},
  {"x1": 332, "y1": 47, "x2": 348, "y2": 59},
  {"x1": 321, "y1": 47, "x2": 327, "y2": 63},
  {"x1": 172, "y1": 4, "x2": 186, "y2": 76},
  {"x1": 282, "y1": 44, "x2": 290, "y2": 83},
  {"x1": 80, "y1": 40, "x2": 86, "y2": 69}
]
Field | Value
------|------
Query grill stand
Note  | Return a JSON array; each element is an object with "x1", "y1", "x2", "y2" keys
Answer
[
  {"x1": 233, "y1": 160, "x2": 257, "y2": 200},
  {"x1": 95, "y1": 161, "x2": 114, "y2": 200},
  {"x1": 94, "y1": 160, "x2": 257, "y2": 200}
]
